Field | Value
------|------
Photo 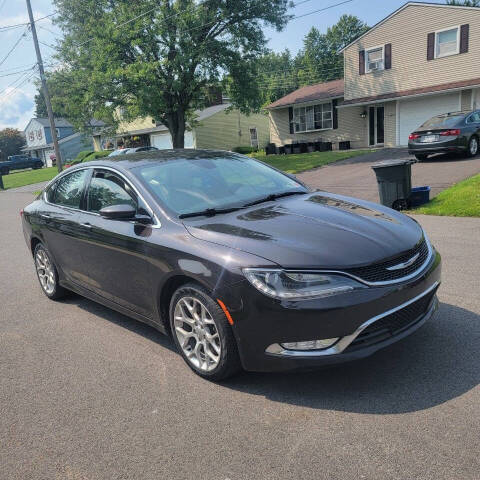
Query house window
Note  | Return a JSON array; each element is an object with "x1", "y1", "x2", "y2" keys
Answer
[
  {"x1": 249, "y1": 127, "x2": 258, "y2": 148},
  {"x1": 293, "y1": 102, "x2": 332, "y2": 133},
  {"x1": 365, "y1": 46, "x2": 384, "y2": 73},
  {"x1": 435, "y1": 27, "x2": 459, "y2": 58}
]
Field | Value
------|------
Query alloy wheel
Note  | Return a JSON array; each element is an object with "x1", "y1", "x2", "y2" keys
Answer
[
  {"x1": 35, "y1": 248, "x2": 55, "y2": 295},
  {"x1": 173, "y1": 296, "x2": 221, "y2": 372},
  {"x1": 470, "y1": 137, "x2": 478, "y2": 156}
]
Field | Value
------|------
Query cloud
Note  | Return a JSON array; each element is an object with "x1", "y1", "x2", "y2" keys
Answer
[{"x1": 0, "y1": 87, "x2": 35, "y2": 131}]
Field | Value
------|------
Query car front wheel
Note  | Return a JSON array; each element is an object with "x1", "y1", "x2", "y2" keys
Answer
[
  {"x1": 169, "y1": 283, "x2": 241, "y2": 380},
  {"x1": 467, "y1": 136, "x2": 478, "y2": 157},
  {"x1": 34, "y1": 243, "x2": 67, "y2": 300}
]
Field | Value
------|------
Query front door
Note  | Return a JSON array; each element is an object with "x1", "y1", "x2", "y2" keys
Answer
[
  {"x1": 77, "y1": 168, "x2": 156, "y2": 318},
  {"x1": 369, "y1": 105, "x2": 385, "y2": 146}
]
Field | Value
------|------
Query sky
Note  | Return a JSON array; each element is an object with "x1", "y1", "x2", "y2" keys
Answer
[{"x1": 0, "y1": 0, "x2": 446, "y2": 132}]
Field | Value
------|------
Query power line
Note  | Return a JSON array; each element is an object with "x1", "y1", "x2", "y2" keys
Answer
[
  {"x1": 0, "y1": 27, "x2": 29, "y2": 68},
  {"x1": 0, "y1": 67, "x2": 36, "y2": 100},
  {"x1": 0, "y1": 11, "x2": 57, "y2": 33},
  {"x1": 292, "y1": 0, "x2": 354, "y2": 20},
  {"x1": 0, "y1": 66, "x2": 37, "y2": 78}
]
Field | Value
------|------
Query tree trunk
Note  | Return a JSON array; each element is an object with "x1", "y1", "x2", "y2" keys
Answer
[{"x1": 167, "y1": 108, "x2": 186, "y2": 148}]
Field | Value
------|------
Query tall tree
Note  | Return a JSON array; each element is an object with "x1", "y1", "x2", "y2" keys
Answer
[
  {"x1": 52, "y1": 0, "x2": 290, "y2": 147},
  {"x1": 296, "y1": 15, "x2": 369, "y2": 86},
  {"x1": 0, "y1": 129, "x2": 25, "y2": 161},
  {"x1": 446, "y1": 0, "x2": 480, "y2": 6}
]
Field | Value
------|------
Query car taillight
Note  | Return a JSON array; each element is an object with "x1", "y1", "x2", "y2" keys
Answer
[
  {"x1": 409, "y1": 133, "x2": 420, "y2": 140},
  {"x1": 439, "y1": 129, "x2": 461, "y2": 136},
  {"x1": 20, "y1": 209, "x2": 24, "y2": 218}
]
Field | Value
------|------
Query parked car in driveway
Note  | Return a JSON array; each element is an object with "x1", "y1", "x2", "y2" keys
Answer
[
  {"x1": 0, "y1": 155, "x2": 43, "y2": 175},
  {"x1": 108, "y1": 146, "x2": 158, "y2": 156},
  {"x1": 408, "y1": 110, "x2": 480, "y2": 161},
  {"x1": 21, "y1": 150, "x2": 441, "y2": 380}
]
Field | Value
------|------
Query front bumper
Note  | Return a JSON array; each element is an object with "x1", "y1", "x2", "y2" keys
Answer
[{"x1": 227, "y1": 249, "x2": 441, "y2": 372}]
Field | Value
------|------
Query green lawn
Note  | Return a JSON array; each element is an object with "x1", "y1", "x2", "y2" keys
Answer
[
  {"x1": 410, "y1": 173, "x2": 480, "y2": 217},
  {"x1": 1, "y1": 167, "x2": 58, "y2": 190},
  {"x1": 250, "y1": 149, "x2": 375, "y2": 174}
]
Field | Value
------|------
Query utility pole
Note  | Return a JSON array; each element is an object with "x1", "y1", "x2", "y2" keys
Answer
[{"x1": 25, "y1": 0, "x2": 62, "y2": 172}]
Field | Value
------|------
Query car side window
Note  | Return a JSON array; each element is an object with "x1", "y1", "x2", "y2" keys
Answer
[
  {"x1": 87, "y1": 170, "x2": 137, "y2": 213},
  {"x1": 52, "y1": 170, "x2": 89, "y2": 208},
  {"x1": 467, "y1": 112, "x2": 480, "y2": 124}
]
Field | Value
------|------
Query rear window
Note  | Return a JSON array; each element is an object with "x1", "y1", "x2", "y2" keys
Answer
[{"x1": 420, "y1": 115, "x2": 464, "y2": 129}]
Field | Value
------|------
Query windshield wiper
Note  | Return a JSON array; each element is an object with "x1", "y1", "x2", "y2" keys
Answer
[
  {"x1": 242, "y1": 190, "x2": 307, "y2": 208},
  {"x1": 179, "y1": 206, "x2": 244, "y2": 219}
]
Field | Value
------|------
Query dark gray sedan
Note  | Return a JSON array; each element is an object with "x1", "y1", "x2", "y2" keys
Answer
[{"x1": 408, "y1": 110, "x2": 480, "y2": 161}]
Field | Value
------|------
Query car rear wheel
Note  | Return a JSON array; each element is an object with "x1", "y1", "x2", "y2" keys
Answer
[
  {"x1": 467, "y1": 136, "x2": 478, "y2": 157},
  {"x1": 33, "y1": 243, "x2": 67, "y2": 300},
  {"x1": 414, "y1": 154, "x2": 428, "y2": 162},
  {"x1": 169, "y1": 283, "x2": 241, "y2": 380}
]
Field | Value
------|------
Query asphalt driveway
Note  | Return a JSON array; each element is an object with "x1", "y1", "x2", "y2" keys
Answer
[
  {"x1": 298, "y1": 148, "x2": 480, "y2": 202},
  {"x1": 1, "y1": 189, "x2": 479, "y2": 479}
]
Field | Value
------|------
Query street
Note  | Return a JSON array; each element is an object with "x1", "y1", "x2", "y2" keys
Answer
[{"x1": 1, "y1": 187, "x2": 479, "y2": 480}]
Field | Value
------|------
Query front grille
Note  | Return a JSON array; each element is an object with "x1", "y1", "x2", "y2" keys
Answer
[
  {"x1": 346, "y1": 288, "x2": 437, "y2": 351},
  {"x1": 344, "y1": 238, "x2": 430, "y2": 283}
]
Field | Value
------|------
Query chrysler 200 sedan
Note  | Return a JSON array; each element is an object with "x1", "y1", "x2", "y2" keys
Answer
[{"x1": 22, "y1": 150, "x2": 441, "y2": 380}]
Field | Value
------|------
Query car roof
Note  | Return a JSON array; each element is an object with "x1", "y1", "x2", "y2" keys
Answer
[
  {"x1": 434, "y1": 110, "x2": 475, "y2": 118},
  {"x1": 84, "y1": 149, "x2": 244, "y2": 170}
]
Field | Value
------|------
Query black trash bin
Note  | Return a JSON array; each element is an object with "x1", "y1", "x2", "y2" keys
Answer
[{"x1": 371, "y1": 159, "x2": 415, "y2": 210}]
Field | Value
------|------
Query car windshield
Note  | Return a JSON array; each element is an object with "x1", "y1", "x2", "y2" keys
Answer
[
  {"x1": 134, "y1": 156, "x2": 307, "y2": 215},
  {"x1": 419, "y1": 114, "x2": 464, "y2": 129}
]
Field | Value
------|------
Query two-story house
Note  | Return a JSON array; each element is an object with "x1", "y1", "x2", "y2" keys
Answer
[
  {"x1": 268, "y1": 2, "x2": 480, "y2": 149},
  {"x1": 22, "y1": 118, "x2": 97, "y2": 166}
]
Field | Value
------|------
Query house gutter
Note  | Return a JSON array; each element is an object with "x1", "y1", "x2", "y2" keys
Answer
[{"x1": 337, "y1": 84, "x2": 480, "y2": 108}]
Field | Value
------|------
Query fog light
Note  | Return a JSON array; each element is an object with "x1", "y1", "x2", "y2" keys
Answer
[{"x1": 280, "y1": 338, "x2": 339, "y2": 351}]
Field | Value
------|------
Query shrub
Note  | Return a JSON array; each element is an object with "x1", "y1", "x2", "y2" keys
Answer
[
  {"x1": 82, "y1": 150, "x2": 113, "y2": 162},
  {"x1": 232, "y1": 146, "x2": 257, "y2": 154},
  {"x1": 74, "y1": 150, "x2": 95, "y2": 162}
]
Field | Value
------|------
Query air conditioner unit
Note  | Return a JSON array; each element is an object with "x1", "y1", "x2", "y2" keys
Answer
[{"x1": 368, "y1": 61, "x2": 380, "y2": 71}]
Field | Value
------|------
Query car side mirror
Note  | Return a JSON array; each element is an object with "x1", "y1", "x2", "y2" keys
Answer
[{"x1": 99, "y1": 204, "x2": 136, "y2": 220}]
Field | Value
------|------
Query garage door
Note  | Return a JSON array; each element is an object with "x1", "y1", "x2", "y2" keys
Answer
[
  {"x1": 150, "y1": 131, "x2": 194, "y2": 149},
  {"x1": 398, "y1": 92, "x2": 460, "y2": 145}
]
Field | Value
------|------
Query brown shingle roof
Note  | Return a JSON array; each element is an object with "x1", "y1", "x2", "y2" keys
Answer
[
  {"x1": 267, "y1": 79, "x2": 344, "y2": 109},
  {"x1": 341, "y1": 77, "x2": 480, "y2": 106}
]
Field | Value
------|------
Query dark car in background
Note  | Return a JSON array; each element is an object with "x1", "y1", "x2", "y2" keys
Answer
[
  {"x1": 0, "y1": 155, "x2": 43, "y2": 175},
  {"x1": 408, "y1": 110, "x2": 480, "y2": 161},
  {"x1": 21, "y1": 151, "x2": 441, "y2": 380}
]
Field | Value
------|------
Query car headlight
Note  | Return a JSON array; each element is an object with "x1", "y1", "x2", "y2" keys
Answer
[{"x1": 242, "y1": 269, "x2": 366, "y2": 300}]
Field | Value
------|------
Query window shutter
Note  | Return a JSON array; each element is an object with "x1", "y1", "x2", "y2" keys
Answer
[
  {"x1": 460, "y1": 24, "x2": 469, "y2": 54},
  {"x1": 427, "y1": 32, "x2": 435, "y2": 60},
  {"x1": 288, "y1": 107, "x2": 294, "y2": 134},
  {"x1": 384, "y1": 43, "x2": 392, "y2": 69},
  {"x1": 359, "y1": 50, "x2": 365, "y2": 75},
  {"x1": 332, "y1": 99, "x2": 338, "y2": 130}
]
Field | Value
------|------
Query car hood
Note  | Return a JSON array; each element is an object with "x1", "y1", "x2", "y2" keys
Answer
[{"x1": 182, "y1": 192, "x2": 424, "y2": 269}]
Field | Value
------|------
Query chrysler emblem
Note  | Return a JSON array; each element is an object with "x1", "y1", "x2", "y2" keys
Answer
[{"x1": 386, "y1": 253, "x2": 420, "y2": 271}]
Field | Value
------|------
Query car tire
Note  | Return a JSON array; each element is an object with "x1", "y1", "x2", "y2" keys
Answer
[
  {"x1": 33, "y1": 243, "x2": 68, "y2": 300},
  {"x1": 1, "y1": 167, "x2": 9, "y2": 175},
  {"x1": 169, "y1": 283, "x2": 242, "y2": 381},
  {"x1": 414, "y1": 154, "x2": 428, "y2": 162},
  {"x1": 467, "y1": 136, "x2": 479, "y2": 158}
]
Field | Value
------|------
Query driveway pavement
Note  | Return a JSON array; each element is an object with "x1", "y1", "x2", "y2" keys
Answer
[
  {"x1": 1, "y1": 189, "x2": 479, "y2": 480},
  {"x1": 298, "y1": 149, "x2": 480, "y2": 202}
]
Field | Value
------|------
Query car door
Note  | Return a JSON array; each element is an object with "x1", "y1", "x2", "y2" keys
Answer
[
  {"x1": 39, "y1": 168, "x2": 92, "y2": 287},
  {"x1": 76, "y1": 168, "x2": 156, "y2": 318}
]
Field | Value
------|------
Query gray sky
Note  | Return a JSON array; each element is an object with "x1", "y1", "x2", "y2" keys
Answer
[{"x1": 0, "y1": 0, "x2": 445, "y2": 131}]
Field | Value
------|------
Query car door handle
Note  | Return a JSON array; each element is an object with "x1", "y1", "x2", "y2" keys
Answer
[
  {"x1": 80, "y1": 222, "x2": 92, "y2": 229},
  {"x1": 40, "y1": 213, "x2": 51, "y2": 220}
]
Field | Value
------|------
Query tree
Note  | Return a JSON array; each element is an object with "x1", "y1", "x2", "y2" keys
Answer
[
  {"x1": 52, "y1": 0, "x2": 290, "y2": 147},
  {"x1": 296, "y1": 15, "x2": 369, "y2": 86},
  {"x1": 0, "y1": 128, "x2": 25, "y2": 161},
  {"x1": 446, "y1": 0, "x2": 480, "y2": 6}
]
